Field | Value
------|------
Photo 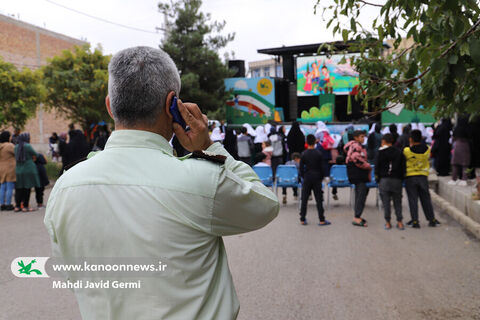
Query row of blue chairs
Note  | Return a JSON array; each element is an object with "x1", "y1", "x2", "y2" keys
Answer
[{"x1": 253, "y1": 164, "x2": 379, "y2": 209}]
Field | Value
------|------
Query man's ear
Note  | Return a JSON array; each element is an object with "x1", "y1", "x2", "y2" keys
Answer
[
  {"x1": 165, "y1": 91, "x2": 176, "y2": 119},
  {"x1": 105, "y1": 96, "x2": 114, "y2": 120}
]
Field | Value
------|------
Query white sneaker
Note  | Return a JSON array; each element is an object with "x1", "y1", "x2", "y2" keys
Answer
[
  {"x1": 458, "y1": 180, "x2": 468, "y2": 187},
  {"x1": 447, "y1": 180, "x2": 458, "y2": 185}
]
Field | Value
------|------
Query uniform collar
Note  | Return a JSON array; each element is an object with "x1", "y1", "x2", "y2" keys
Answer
[{"x1": 105, "y1": 129, "x2": 173, "y2": 155}]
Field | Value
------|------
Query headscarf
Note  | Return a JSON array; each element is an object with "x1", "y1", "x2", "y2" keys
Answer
[
  {"x1": 15, "y1": 132, "x2": 31, "y2": 163},
  {"x1": 254, "y1": 126, "x2": 268, "y2": 143},
  {"x1": 381, "y1": 126, "x2": 390, "y2": 135},
  {"x1": 315, "y1": 121, "x2": 329, "y2": 141},
  {"x1": 268, "y1": 126, "x2": 277, "y2": 137},
  {"x1": 210, "y1": 127, "x2": 224, "y2": 142},
  {"x1": 316, "y1": 121, "x2": 328, "y2": 132},
  {"x1": 264, "y1": 123, "x2": 272, "y2": 135},
  {"x1": 287, "y1": 121, "x2": 305, "y2": 154},
  {"x1": 0, "y1": 131, "x2": 10, "y2": 143},
  {"x1": 453, "y1": 115, "x2": 470, "y2": 139},
  {"x1": 342, "y1": 125, "x2": 354, "y2": 144},
  {"x1": 223, "y1": 128, "x2": 238, "y2": 158},
  {"x1": 426, "y1": 127, "x2": 434, "y2": 144},
  {"x1": 242, "y1": 123, "x2": 256, "y2": 136},
  {"x1": 433, "y1": 118, "x2": 452, "y2": 142}
]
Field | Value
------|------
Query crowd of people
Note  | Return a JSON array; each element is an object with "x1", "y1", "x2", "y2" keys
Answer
[
  {"x1": 0, "y1": 123, "x2": 111, "y2": 213},
  {"x1": 204, "y1": 117, "x2": 480, "y2": 229},
  {"x1": 0, "y1": 131, "x2": 49, "y2": 212}
]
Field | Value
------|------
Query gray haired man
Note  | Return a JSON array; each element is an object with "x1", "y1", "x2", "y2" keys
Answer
[{"x1": 44, "y1": 46, "x2": 279, "y2": 319}]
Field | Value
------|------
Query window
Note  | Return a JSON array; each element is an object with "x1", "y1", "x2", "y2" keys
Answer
[
  {"x1": 263, "y1": 67, "x2": 270, "y2": 77},
  {"x1": 276, "y1": 65, "x2": 282, "y2": 77},
  {"x1": 252, "y1": 69, "x2": 261, "y2": 78}
]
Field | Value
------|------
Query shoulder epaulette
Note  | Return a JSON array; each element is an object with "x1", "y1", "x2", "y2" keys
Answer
[{"x1": 190, "y1": 150, "x2": 226, "y2": 164}]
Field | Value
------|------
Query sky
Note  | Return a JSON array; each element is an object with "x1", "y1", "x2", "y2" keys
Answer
[{"x1": 0, "y1": 0, "x2": 381, "y2": 65}]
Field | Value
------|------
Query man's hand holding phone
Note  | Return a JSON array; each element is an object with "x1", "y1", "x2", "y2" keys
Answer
[{"x1": 172, "y1": 99, "x2": 213, "y2": 152}]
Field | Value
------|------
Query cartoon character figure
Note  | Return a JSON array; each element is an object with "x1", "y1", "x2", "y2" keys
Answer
[
  {"x1": 311, "y1": 62, "x2": 321, "y2": 93},
  {"x1": 302, "y1": 65, "x2": 313, "y2": 93},
  {"x1": 319, "y1": 64, "x2": 334, "y2": 94}
]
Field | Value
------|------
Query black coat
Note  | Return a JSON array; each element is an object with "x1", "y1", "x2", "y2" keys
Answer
[
  {"x1": 287, "y1": 123, "x2": 305, "y2": 155},
  {"x1": 375, "y1": 146, "x2": 406, "y2": 181},
  {"x1": 470, "y1": 117, "x2": 480, "y2": 168},
  {"x1": 35, "y1": 154, "x2": 50, "y2": 187}
]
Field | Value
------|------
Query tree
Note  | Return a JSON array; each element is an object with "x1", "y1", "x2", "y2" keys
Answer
[
  {"x1": 0, "y1": 58, "x2": 45, "y2": 130},
  {"x1": 159, "y1": 0, "x2": 234, "y2": 115},
  {"x1": 316, "y1": 0, "x2": 480, "y2": 116},
  {"x1": 42, "y1": 44, "x2": 110, "y2": 137}
]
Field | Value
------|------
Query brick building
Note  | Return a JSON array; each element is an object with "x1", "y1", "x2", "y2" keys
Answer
[{"x1": 0, "y1": 13, "x2": 87, "y2": 153}]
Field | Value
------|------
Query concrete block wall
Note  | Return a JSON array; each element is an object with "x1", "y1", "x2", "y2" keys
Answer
[{"x1": 437, "y1": 176, "x2": 480, "y2": 224}]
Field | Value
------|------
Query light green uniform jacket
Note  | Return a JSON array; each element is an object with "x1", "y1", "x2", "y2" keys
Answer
[{"x1": 44, "y1": 129, "x2": 279, "y2": 320}]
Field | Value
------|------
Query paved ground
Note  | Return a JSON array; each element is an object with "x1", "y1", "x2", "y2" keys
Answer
[{"x1": 1, "y1": 186, "x2": 480, "y2": 320}]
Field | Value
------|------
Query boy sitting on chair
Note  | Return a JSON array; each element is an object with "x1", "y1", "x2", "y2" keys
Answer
[{"x1": 299, "y1": 135, "x2": 330, "y2": 226}]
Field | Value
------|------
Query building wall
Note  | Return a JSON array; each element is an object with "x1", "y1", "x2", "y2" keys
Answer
[
  {"x1": 0, "y1": 14, "x2": 87, "y2": 153},
  {"x1": 248, "y1": 58, "x2": 283, "y2": 78}
]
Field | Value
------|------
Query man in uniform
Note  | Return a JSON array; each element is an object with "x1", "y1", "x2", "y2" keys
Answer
[{"x1": 44, "y1": 46, "x2": 279, "y2": 319}]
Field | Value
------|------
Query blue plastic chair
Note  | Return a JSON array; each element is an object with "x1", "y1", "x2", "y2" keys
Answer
[
  {"x1": 327, "y1": 165, "x2": 353, "y2": 208},
  {"x1": 275, "y1": 165, "x2": 302, "y2": 207},
  {"x1": 253, "y1": 165, "x2": 273, "y2": 188},
  {"x1": 274, "y1": 165, "x2": 299, "y2": 192}
]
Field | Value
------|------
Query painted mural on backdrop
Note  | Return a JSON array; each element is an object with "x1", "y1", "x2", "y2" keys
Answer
[
  {"x1": 225, "y1": 77, "x2": 278, "y2": 124},
  {"x1": 299, "y1": 94, "x2": 334, "y2": 123},
  {"x1": 296, "y1": 54, "x2": 360, "y2": 96}
]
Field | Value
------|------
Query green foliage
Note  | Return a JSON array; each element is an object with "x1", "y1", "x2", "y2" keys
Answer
[
  {"x1": 316, "y1": 0, "x2": 480, "y2": 117},
  {"x1": 206, "y1": 107, "x2": 226, "y2": 121},
  {"x1": 42, "y1": 45, "x2": 110, "y2": 135},
  {"x1": 45, "y1": 159, "x2": 62, "y2": 181},
  {"x1": 0, "y1": 58, "x2": 45, "y2": 130},
  {"x1": 159, "y1": 0, "x2": 235, "y2": 114}
]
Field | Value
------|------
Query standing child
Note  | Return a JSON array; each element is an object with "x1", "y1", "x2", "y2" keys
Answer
[
  {"x1": 404, "y1": 129, "x2": 440, "y2": 228},
  {"x1": 344, "y1": 130, "x2": 371, "y2": 227},
  {"x1": 35, "y1": 153, "x2": 49, "y2": 208},
  {"x1": 376, "y1": 134, "x2": 406, "y2": 230},
  {"x1": 299, "y1": 135, "x2": 329, "y2": 226}
]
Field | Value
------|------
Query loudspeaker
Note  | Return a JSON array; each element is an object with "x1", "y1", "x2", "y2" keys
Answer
[{"x1": 228, "y1": 60, "x2": 245, "y2": 77}]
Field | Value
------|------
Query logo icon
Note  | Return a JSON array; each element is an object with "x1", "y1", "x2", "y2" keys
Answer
[
  {"x1": 256, "y1": 78, "x2": 273, "y2": 96},
  {"x1": 18, "y1": 259, "x2": 42, "y2": 275},
  {"x1": 11, "y1": 257, "x2": 49, "y2": 278}
]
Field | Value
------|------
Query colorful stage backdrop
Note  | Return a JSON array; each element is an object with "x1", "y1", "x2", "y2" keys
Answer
[
  {"x1": 296, "y1": 54, "x2": 360, "y2": 96},
  {"x1": 225, "y1": 77, "x2": 279, "y2": 124}
]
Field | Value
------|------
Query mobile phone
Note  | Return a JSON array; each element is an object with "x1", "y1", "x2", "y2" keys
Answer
[{"x1": 169, "y1": 96, "x2": 187, "y2": 130}]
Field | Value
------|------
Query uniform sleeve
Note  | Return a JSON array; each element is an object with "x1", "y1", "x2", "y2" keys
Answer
[{"x1": 207, "y1": 143, "x2": 279, "y2": 236}]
